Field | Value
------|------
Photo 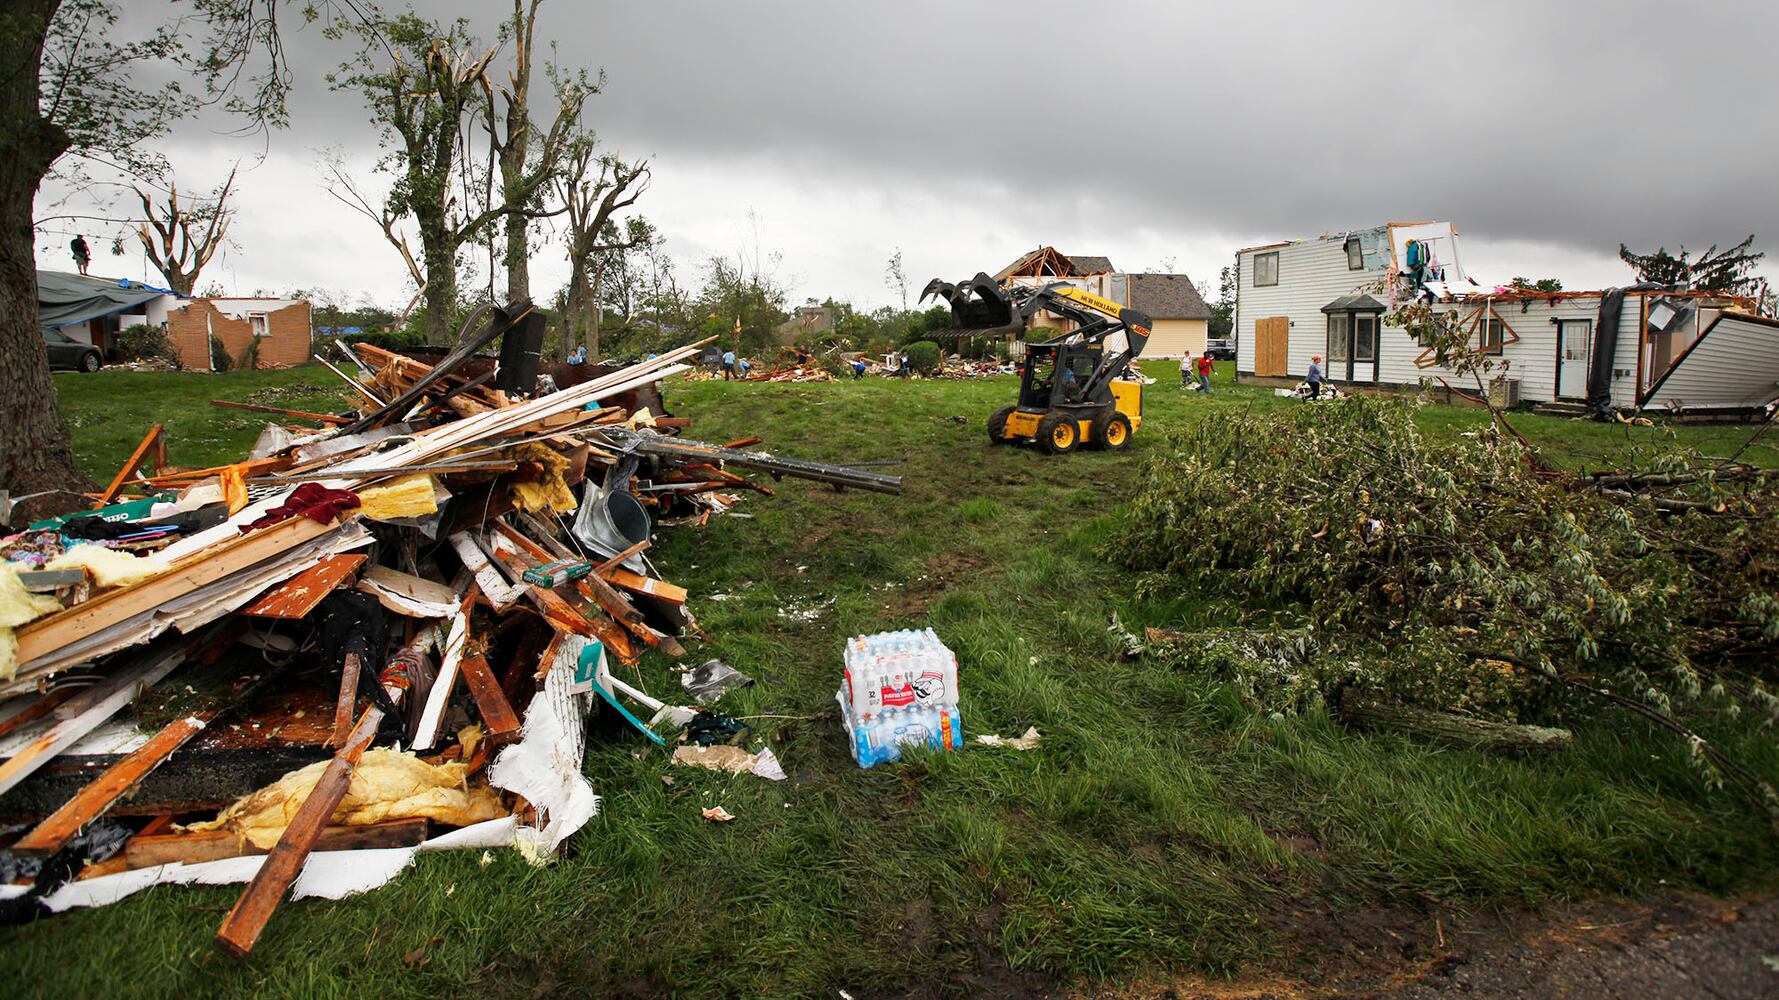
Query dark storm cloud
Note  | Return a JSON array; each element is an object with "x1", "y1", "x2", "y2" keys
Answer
[
  {"x1": 542, "y1": 0, "x2": 1779, "y2": 253},
  {"x1": 97, "y1": 0, "x2": 1779, "y2": 302}
]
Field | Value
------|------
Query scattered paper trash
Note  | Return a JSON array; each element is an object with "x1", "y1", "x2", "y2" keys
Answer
[
  {"x1": 975, "y1": 727, "x2": 1042, "y2": 751},
  {"x1": 671, "y1": 744, "x2": 786, "y2": 781},
  {"x1": 679, "y1": 658, "x2": 754, "y2": 704},
  {"x1": 702, "y1": 806, "x2": 736, "y2": 823}
]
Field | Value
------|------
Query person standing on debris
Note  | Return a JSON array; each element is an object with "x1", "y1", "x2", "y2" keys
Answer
[
  {"x1": 70, "y1": 235, "x2": 91, "y2": 276},
  {"x1": 721, "y1": 349, "x2": 736, "y2": 380},
  {"x1": 1179, "y1": 354, "x2": 1192, "y2": 388},
  {"x1": 1196, "y1": 352, "x2": 1214, "y2": 395},
  {"x1": 1307, "y1": 354, "x2": 1324, "y2": 400}
]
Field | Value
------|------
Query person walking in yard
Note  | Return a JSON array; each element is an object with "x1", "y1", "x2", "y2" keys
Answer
[
  {"x1": 1307, "y1": 354, "x2": 1324, "y2": 400},
  {"x1": 1196, "y1": 352, "x2": 1214, "y2": 395},
  {"x1": 722, "y1": 349, "x2": 736, "y2": 380},
  {"x1": 1180, "y1": 354, "x2": 1192, "y2": 388},
  {"x1": 70, "y1": 235, "x2": 90, "y2": 276}
]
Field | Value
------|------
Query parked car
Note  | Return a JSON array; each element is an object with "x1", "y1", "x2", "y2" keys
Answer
[
  {"x1": 1205, "y1": 337, "x2": 1235, "y2": 361},
  {"x1": 43, "y1": 327, "x2": 102, "y2": 372}
]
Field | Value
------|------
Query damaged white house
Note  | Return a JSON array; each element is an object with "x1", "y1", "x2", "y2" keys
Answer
[{"x1": 1233, "y1": 222, "x2": 1779, "y2": 415}]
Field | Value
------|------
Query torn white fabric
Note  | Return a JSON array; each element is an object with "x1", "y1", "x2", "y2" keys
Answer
[{"x1": 0, "y1": 817, "x2": 524, "y2": 913}]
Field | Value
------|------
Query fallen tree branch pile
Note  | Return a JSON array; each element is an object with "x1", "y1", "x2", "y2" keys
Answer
[{"x1": 1119, "y1": 395, "x2": 1779, "y2": 821}]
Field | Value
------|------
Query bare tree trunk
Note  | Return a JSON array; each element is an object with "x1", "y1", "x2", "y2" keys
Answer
[
  {"x1": 588, "y1": 265, "x2": 604, "y2": 363},
  {"x1": 420, "y1": 216, "x2": 458, "y2": 344},
  {"x1": 0, "y1": 0, "x2": 95, "y2": 507},
  {"x1": 499, "y1": 0, "x2": 540, "y2": 304},
  {"x1": 503, "y1": 202, "x2": 528, "y2": 303}
]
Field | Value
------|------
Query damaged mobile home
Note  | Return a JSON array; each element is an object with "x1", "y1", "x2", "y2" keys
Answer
[{"x1": 1233, "y1": 222, "x2": 1779, "y2": 416}]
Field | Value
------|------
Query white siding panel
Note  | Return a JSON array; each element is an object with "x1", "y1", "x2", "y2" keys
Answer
[
  {"x1": 1237, "y1": 231, "x2": 1387, "y2": 379},
  {"x1": 1376, "y1": 298, "x2": 1605, "y2": 403},
  {"x1": 1644, "y1": 315, "x2": 1779, "y2": 411},
  {"x1": 1144, "y1": 318, "x2": 1207, "y2": 359}
]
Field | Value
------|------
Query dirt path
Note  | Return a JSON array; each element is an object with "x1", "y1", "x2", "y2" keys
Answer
[{"x1": 1085, "y1": 893, "x2": 1779, "y2": 1000}]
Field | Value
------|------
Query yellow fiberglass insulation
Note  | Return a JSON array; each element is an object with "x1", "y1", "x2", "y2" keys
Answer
[
  {"x1": 44, "y1": 544, "x2": 170, "y2": 589},
  {"x1": 186, "y1": 748, "x2": 507, "y2": 849},
  {"x1": 356, "y1": 474, "x2": 441, "y2": 522},
  {"x1": 0, "y1": 564, "x2": 63, "y2": 681},
  {"x1": 507, "y1": 443, "x2": 577, "y2": 514}
]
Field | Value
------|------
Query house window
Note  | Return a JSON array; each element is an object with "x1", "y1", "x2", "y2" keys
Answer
[
  {"x1": 1346, "y1": 239, "x2": 1364, "y2": 270},
  {"x1": 1326, "y1": 314, "x2": 1349, "y2": 365},
  {"x1": 1560, "y1": 319, "x2": 1592, "y2": 362},
  {"x1": 1354, "y1": 315, "x2": 1377, "y2": 361},
  {"x1": 1253, "y1": 252, "x2": 1279, "y2": 287},
  {"x1": 1478, "y1": 317, "x2": 1505, "y2": 355}
]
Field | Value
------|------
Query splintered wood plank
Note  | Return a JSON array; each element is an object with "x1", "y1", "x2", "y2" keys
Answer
[
  {"x1": 0, "y1": 686, "x2": 80, "y2": 741},
  {"x1": 448, "y1": 531, "x2": 527, "y2": 610},
  {"x1": 600, "y1": 565, "x2": 687, "y2": 606},
  {"x1": 410, "y1": 609, "x2": 471, "y2": 750},
  {"x1": 457, "y1": 653, "x2": 521, "y2": 746},
  {"x1": 209, "y1": 399, "x2": 351, "y2": 425},
  {"x1": 331, "y1": 653, "x2": 361, "y2": 747},
  {"x1": 12, "y1": 711, "x2": 216, "y2": 857},
  {"x1": 94, "y1": 424, "x2": 166, "y2": 508},
  {"x1": 241, "y1": 554, "x2": 368, "y2": 619},
  {"x1": 14, "y1": 515, "x2": 337, "y2": 667},
  {"x1": 0, "y1": 644, "x2": 190, "y2": 798},
  {"x1": 214, "y1": 705, "x2": 383, "y2": 960},
  {"x1": 125, "y1": 818, "x2": 429, "y2": 870}
]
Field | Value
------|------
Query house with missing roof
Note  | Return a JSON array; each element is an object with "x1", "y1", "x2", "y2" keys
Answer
[
  {"x1": 1232, "y1": 223, "x2": 1779, "y2": 415},
  {"x1": 995, "y1": 246, "x2": 1212, "y2": 358},
  {"x1": 36, "y1": 270, "x2": 314, "y2": 370}
]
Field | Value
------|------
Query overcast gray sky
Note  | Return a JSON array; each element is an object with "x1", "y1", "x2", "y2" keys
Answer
[{"x1": 35, "y1": 0, "x2": 1779, "y2": 311}]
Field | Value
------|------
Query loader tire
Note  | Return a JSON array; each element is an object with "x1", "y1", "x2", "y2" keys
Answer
[
  {"x1": 1092, "y1": 411, "x2": 1132, "y2": 451},
  {"x1": 987, "y1": 406, "x2": 1015, "y2": 445},
  {"x1": 1036, "y1": 411, "x2": 1078, "y2": 454}
]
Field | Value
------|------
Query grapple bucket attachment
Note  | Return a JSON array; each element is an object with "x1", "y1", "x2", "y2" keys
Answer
[{"x1": 920, "y1": 272, "x2": 1021, "y2": 335}]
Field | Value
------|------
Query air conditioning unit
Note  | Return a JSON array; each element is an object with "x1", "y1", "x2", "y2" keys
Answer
[{"x1": 1488, "y1": 377, "x2": 1521, "y2": 408}]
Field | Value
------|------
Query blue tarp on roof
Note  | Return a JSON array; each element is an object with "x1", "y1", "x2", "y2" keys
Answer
[{"x1": 37, "y1": 270, "x2": 175, "y2": 329}]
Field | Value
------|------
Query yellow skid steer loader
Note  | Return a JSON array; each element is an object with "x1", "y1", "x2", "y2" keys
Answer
[{"x1": 921, "y1": 273, "x2": 1151, "y2": 453}]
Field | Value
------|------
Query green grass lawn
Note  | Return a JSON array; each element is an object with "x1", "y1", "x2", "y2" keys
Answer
[{"x1": 7, "y1": 361, "x2": 1777, "y2": 998}]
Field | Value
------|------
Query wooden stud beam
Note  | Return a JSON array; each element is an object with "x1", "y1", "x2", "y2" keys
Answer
[
  {"x1": 214, "y1": 705, "x2": 383, "y2": 960},
  {"x1": 11, "y1": 711, "x2": 216, "y2": 857},
  {"x1": 209, "y1": 399, "x2": 351, "y2": 425},
  {"x1": 457, "y1": 653, "x2": 521, "y2": 746},
  {"x1": 126, "y1": 818, "x2": 428, "y2": 870},
  {"x1": 93, "y1": 423, "x2": 166, "y2": 508}
]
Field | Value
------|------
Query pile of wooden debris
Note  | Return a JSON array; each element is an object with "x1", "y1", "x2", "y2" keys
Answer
[{"x1": 0, "y1": 302, "x2": 899, "y2": 953}]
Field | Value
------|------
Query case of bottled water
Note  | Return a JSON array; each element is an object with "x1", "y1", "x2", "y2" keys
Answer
[{"x1": 836, "y1": 629, "x2": 962, "y2": 768}]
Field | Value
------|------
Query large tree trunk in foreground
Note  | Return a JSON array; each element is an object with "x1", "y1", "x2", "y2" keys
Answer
[
  {"x1": 0, "y1": 0, "x2": 95, "y2": 510},
  {"x1": 1339, "y1": 687, "x2": 1573, "y2": 755}
]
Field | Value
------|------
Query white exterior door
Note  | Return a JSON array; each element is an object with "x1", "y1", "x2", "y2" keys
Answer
[{"x1": 1557, "y1": 320, "x2": 1591, "y2": 400}]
